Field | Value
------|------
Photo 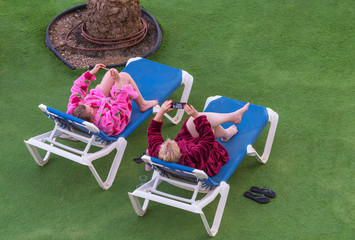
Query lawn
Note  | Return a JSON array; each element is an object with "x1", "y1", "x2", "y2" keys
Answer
[{"x1": 0, "y1": 0, "x2": 354, "y2": 239}]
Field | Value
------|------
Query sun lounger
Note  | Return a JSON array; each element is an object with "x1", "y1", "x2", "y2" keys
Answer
[
  {"x1": 24, "y1": 58, "x2": 193, "y2": 190},
  {"x1": 128, "y1": 95, "x2": 278, "y2": 236}
]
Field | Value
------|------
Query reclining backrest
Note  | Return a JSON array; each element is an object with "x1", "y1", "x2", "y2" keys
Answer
[
  {"x1": 148, "y1": 156, "x2": 219, "y2": 189},
  {"x1": 41, "y1": 105, "x2": 113, "y2": 143}
]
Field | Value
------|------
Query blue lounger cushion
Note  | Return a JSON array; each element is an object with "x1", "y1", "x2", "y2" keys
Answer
[
  {"x1": 119, "y1": 58, "x2": 182, "y2": 139},
  {"x1": 148, "y1": 96, "x2": 269, "y2": 187}
]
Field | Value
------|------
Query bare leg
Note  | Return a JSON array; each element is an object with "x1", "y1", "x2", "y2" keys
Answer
[
  {"x1": 118, "y1": 72, "x2": 158, "y2": 112},
  {"x1": 186, "y1": 103, "x2": 249, "y2": 140},
  {"x1": 214, "y1": 125, "x2": 238, "y2": 142},
  {"x1": 98, "y1": 70, "x2": 116, "y2": 97}
]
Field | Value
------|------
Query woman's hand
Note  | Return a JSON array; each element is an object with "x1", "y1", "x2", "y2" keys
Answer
[
  {"x1": 154, "y1": 100, "x2": 173, "y2": 122},
  {"x1": 89, "y1": 64, "x2": 106, "y2": 75},
  {"x1": 160, "y1": 100, "x2": 174, "y2": 114},
  {"x1": 184, "y1": 104, "x2": 199, "y2": 118}
]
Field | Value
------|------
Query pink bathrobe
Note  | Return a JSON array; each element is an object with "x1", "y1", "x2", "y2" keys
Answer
[{"x1": 67, "y1": 71, "x2": 139, "y2": 136}]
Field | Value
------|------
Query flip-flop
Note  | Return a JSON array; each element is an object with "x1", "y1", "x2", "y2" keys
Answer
[
  {"x1": 250, "y1": 186, "x2": 276, "y2": 198},
  {"x1": 244, "y1": 192, "x2": 270, "y2": 204},
  {"x1": 133, "y1": 157, "x2": 143, "y2": 164},
  {"x1": 133, "y1": 152, "x2": 146, "y2": 164}
]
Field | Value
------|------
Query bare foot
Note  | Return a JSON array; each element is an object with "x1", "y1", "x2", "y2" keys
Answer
[
  {"x1": 139, "y1": 99, "x2": 158, "y2": 112},
  {"x1": 145, "y1": 164, "x2": 152, "y2": 171},
  {"x1": 221, "y1": 125, "x2": 238, "y2": 142},
  {"x1": 232, "y1": 102, "x2": 250, "y2": 125}
]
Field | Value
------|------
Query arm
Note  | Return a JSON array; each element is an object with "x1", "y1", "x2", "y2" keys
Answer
[
  {"x1": 89, "y1": 64, "x2": 106, "y2": 76},
  {"x1": 154, "y1": 100, "x2": 174, "y2": 122},
  {"x1": 67, "y1": 64, "x2": 105, "y2": 115},
  {"x1": 147, "y1": 119, "x2": 165, "y2": 157},
  {"x1": 147, "y1": 100, "x2": 175, "y2": 156},
  {"x1": 66, "y1": 71, "x2": 95, "y2": 114},
  {"x1": 188, "y1": 115, "x2": 216, "y2": 163},
  {"x1": 183, "y1": 105, "x2": 215, "y2": 163}
]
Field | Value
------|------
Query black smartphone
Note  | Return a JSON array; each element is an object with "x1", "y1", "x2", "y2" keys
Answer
[{"x1": 171, "y1": 102, "x2": 186, "y2": 109}]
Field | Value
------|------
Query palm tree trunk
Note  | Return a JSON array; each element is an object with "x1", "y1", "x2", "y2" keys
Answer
[{"x1": 84, "y1": 0, "x2": 142, "y2": 39}]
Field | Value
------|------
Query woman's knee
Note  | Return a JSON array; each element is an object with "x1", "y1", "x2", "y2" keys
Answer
[
  {"x1": 119, "y1": 72, "x2": 133, "y2": 85},
  {"x1": 98, "y1": 72, "x2": 116, "y2": 96}
]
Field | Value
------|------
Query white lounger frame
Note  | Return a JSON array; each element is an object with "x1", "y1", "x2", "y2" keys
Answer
[
  {"x1": 128, "y1": 96, "x2": 279, "y2": 236},
  {"x1": 24, "y1": 58, "x2": 193, "y2": 190}
]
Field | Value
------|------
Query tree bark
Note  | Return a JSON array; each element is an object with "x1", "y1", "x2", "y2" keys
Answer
[{"x1": 84, "y1": 0, "x2": 143, "y2": 39}]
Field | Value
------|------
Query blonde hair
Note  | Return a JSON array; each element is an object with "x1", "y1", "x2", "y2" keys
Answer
[{"x1": 158, "y1": 139, "x2": 181, "y2": 163}]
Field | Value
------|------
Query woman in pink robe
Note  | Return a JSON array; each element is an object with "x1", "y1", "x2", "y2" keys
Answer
[{"x1": 67, "y1": 64, "x2": 157, "y2": 136}]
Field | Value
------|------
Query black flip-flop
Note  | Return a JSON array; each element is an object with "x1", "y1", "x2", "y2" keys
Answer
[
  {"x1": 133, "y1": 157, "x2": 143, "y2": 163},
  {"x1": 244, "y1": 192, "x2": 270, "y2": 204},
  {"x1": 133, "y1": 152, "x2": 146, "y2": 164},
  {"x1": 250, "y1": 186, "x2": 276, "y2": 198}
]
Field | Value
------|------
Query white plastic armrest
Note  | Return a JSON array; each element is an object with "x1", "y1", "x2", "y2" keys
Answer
[
  {"x1": 192, "y1": 169, "x2": 209, "y2": 180},
  {"x1": 38, "y1": 104, "x2": 48, "y2": 114},
  {"x1": 39, "y1": 103, "x2": 100, "y2": 134},
  {"x1": 203, "y1": 96, "x2": 222, "y2": 111},
  {"x1": 141, "y1": 155, "x2": 153, "y2": 165},
  {"x1": 83, "y1": 121, "x2": 100, "y2": 134}
]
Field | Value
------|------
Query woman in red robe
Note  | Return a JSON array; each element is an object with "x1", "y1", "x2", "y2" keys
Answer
[{"x1": 147, "y1": 100, "x2": 249, "y2": 176}]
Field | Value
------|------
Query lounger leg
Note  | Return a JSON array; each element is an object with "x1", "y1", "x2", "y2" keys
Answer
[
  {"x1": 198, "y1": 182, "x2": 230, "y2": 237},
  {"x1": 261, "y1": 108, "x2": 279, "y2": 162},
  {"x1": 24, "y1": 131, "x2": 56, "y2": 166},
  {"x1": 87, "y1": 138, "x2": 127, "y2": 190},
  {"x1": 128, "y1": 171, "x2": 163, "y2": 215},
  {"x1": 24, "y1": 140, "x2": 49, "y2": 166},
  {"x1": 128, "y1": 193, "x2": 150, "y2": 216},
  {"x1": 128, "y1": 176, "x2": 159, "y2": 216},
  {"x1": 247, "y1": 108, "x2": 279, "y2": 164},
  {"x1": 24, "y1": 130, "x2": 63, "y2": 166}
]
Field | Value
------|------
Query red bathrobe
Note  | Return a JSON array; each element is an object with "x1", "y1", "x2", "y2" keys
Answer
[{"x1": 147, "y1": 115, "x2": 229, "y2": 176}]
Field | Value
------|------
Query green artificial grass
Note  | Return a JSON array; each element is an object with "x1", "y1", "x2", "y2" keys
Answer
[{"x1": 1, "y1": 0, "x2": 354, "y2": 239}]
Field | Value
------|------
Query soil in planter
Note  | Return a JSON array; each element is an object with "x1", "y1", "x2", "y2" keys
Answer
[{"x1": 48, "y1": 7, "x2": 159, "y2": 68}]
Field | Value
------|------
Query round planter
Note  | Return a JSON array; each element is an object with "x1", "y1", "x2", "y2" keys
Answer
[{"x1": 45, "y1": 4, "x2": 162, "y2": 69}]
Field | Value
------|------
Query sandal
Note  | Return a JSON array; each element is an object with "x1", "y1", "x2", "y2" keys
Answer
[
  {"x1": 250, "y1": 186, "x2": 276, "y2": 198},
  {"x1": 244, "y1": 192, "x2": 270, "y2": 204}
]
